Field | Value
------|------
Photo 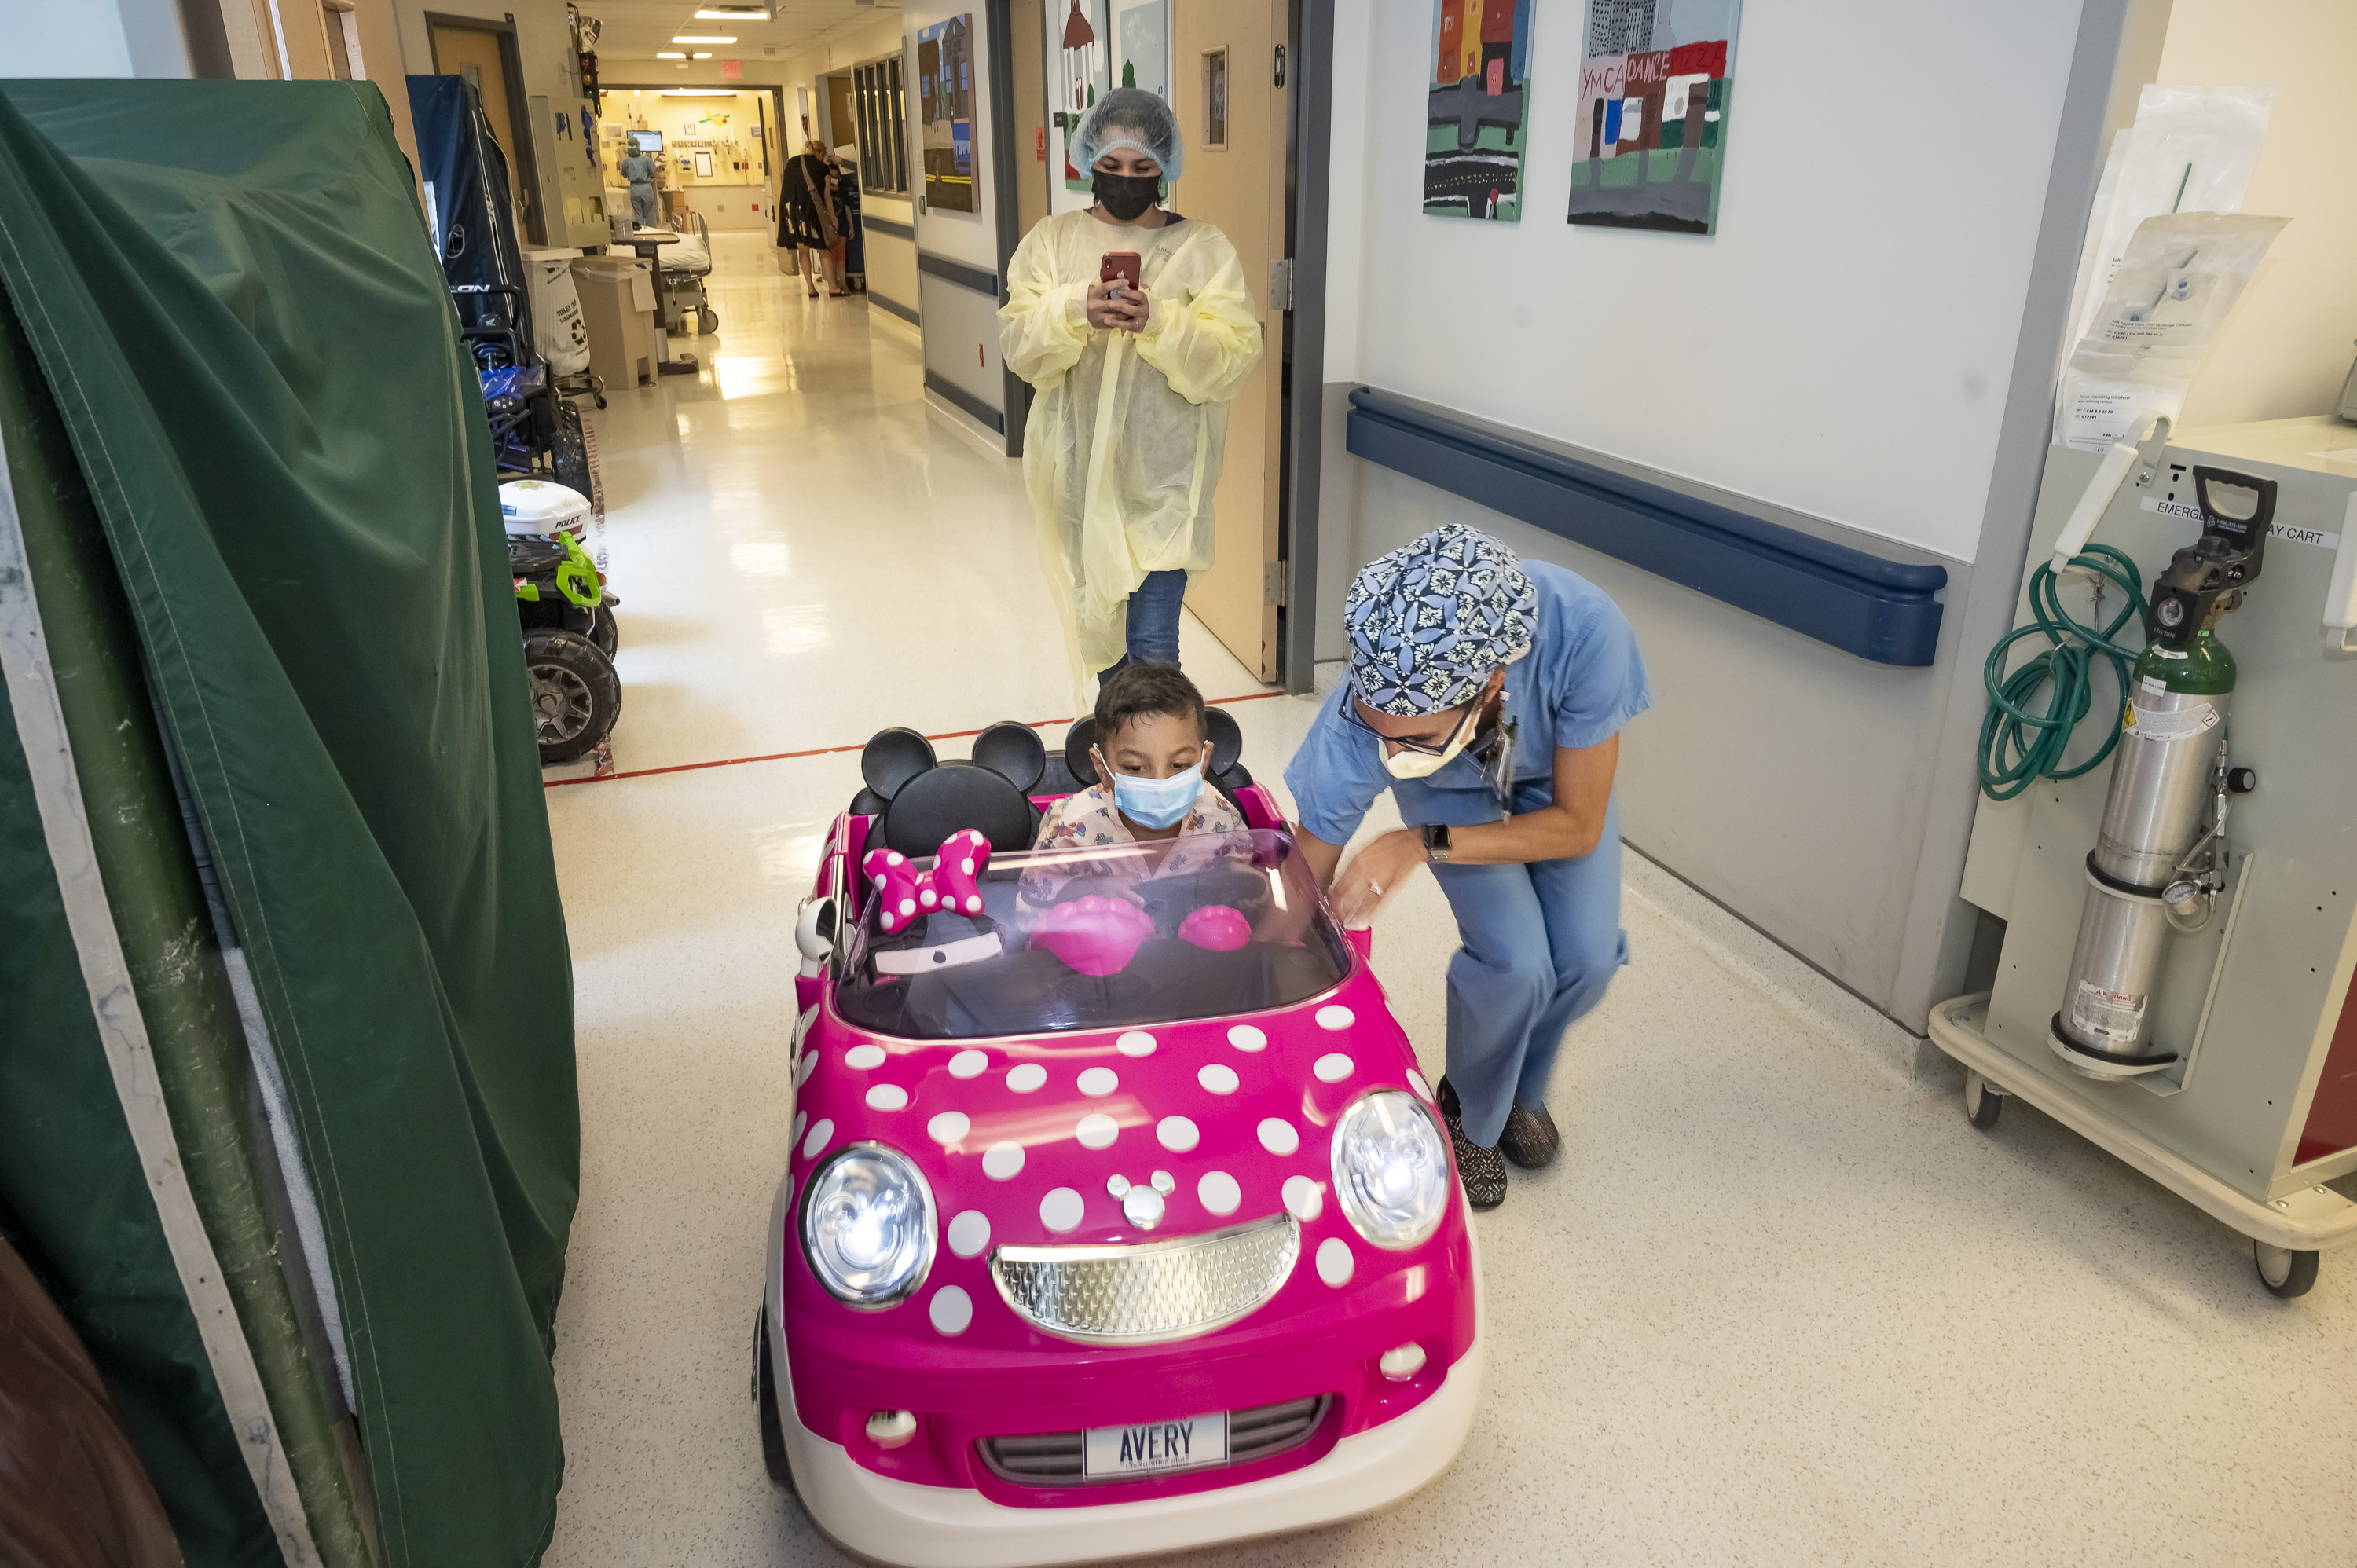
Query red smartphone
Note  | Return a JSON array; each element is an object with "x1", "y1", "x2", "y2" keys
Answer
[{"x1": 1100, "y1": 251, "x2": 1142, "y2": 291}]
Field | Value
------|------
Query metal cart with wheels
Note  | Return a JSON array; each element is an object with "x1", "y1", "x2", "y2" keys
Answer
[
  {"x1": 1941, "y1": 427, "x2": 2357, "y2": 1299},
  {"x1": 1934, "y1": 995, "x2": 2357, "y2": 1299}
]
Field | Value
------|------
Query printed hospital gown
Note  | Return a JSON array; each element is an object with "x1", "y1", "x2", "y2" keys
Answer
[{"x1": 1019, "y1": 783, "x2": 1251, "y2": 910}]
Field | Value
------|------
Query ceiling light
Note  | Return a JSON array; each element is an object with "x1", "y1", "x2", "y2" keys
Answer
[
  {"x1": 694, "y1": 7, "x2": 768, "y2": 16},
  {"x1": 656, "y1": 49, "x2": 684, "y2": 57},
  {"x1": 692, "y1": 51, "x2": 712, "y2": 58},
  {"x1": 672, "y1": 35, "x2": 735, "y2": 42},
  {"x1": 663, "y1": 88, "x2": 739, "y2": 96}
]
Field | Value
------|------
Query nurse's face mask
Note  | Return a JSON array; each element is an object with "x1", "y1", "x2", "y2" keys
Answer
[
  {"x1": 1349, "y1": 669, "x2": 1502, "y2": 779},
  {"x1": 1091, "y1": 150, "x2": 1164, "y2": 221},
  {"x1": 1379, "y1": 707, "x2": 1475, "y2": 779}
]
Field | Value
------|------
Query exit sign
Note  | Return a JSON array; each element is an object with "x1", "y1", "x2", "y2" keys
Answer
[{"x1": 721, "y1": 58, "x2": 742, "y2": 79}]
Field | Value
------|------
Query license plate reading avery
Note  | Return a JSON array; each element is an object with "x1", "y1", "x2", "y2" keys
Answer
[{"x1": 1083, "y1": 1412, "x2": 1228, "y2": 1478}]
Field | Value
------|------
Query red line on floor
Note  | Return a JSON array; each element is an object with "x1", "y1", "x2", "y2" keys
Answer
[{"x1": 543, "y1": 689, "x2": 1294, "y2": 788}]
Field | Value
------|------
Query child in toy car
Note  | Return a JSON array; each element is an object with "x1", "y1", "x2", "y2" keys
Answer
[{"x1": 761, "y1": 702, "x2": 1483, "y2": 1568}]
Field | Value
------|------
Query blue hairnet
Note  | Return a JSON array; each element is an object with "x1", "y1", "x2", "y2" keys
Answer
[{"x1": 1073, "y1": 87, "x2": 1185, "y2": 183}]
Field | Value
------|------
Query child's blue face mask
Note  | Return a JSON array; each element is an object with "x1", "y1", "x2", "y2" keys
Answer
[
  {"x1": 1095, "y1": 745, "x2": 1204, "y2": 830},
  {"x1": 1112, "y1": 764, "x2": 1202, "y2": 829}
]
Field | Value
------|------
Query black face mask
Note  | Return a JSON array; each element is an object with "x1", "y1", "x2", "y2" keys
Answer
[{"x1": 1092, "y1": 169, "x2": 1161, "y2": 221}]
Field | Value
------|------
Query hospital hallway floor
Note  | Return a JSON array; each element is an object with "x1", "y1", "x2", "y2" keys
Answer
[{"x1": 537, "y1": 236, "x2": 2357, "y2": 1568}]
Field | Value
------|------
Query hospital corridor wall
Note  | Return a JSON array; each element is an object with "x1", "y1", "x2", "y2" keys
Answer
[{"x1": 1310, "y1": 0, "x2": 2161, "y2": 1039}]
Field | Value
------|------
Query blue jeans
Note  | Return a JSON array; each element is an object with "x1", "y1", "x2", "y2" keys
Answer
[
  {"x1": 1100, "y1": 568, "x2": 1188, "y2": 676},
  {"x1": 1425, "y1": 793, "x2": 1626, "y2": 1147}
]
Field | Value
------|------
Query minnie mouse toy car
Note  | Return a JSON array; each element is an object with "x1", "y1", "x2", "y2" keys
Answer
[{"x1": 757, "y1": 718, "x2": 1483, "y2": 1566}]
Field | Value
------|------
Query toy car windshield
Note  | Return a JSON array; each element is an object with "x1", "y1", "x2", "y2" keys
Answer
[{"x1": 834, "y1": 827, "x2": 1352, "y2": 1040}]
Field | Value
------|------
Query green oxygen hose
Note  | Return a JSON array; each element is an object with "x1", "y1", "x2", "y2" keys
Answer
[{"x1": 1977, "y1": 544, "x2": 2147, "y2": 801}]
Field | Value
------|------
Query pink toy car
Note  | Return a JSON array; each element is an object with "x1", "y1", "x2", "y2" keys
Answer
[{"x1": 757, "y1": 722, "x2": 1483, "y2": 1567}]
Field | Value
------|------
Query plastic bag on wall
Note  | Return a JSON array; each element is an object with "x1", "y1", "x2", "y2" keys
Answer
[
  {"x1": 2055, "y1": 84, "x2": 2274, "y2": 441},
  {"x1": 2055, "y1": 211, "x2": 2287, "y2": 452}
]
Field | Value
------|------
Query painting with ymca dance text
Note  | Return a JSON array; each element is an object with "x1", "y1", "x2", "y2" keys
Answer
[{"x1": 1567, "y1": 0, "x2": 1740, "y2": 234}]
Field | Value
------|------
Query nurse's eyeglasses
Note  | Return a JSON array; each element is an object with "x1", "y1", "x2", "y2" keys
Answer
[{"x1": 1339, "y1": 696, "x2": 1473, "y2": 756}]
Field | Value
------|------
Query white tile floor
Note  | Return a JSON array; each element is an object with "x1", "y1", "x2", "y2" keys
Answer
[{"x1": 539, "y1": 237, "x2": 2357, "y2": 1568}]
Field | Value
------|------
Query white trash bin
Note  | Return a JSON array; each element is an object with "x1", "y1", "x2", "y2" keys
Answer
[{"x1": 522, "y1": 247, "x2": 591, "y2": 376}]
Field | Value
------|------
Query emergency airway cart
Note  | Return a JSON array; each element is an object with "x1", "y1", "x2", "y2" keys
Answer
[{"x1": 1936, "y1": 416, "x2": 2357, "y2": 1299}]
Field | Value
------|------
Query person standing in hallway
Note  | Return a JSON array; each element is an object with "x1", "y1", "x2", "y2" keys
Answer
[
  {"x1": 1283, "y1": 525, "x2": 1651, "y2": 1212},
  {"x1": 999, "y1": 88, "x2": 1263, "y2": 683},
  {"x1": 618, "y1": 140, "x2": 660, "y2": 229},
  {"x1": 778, "y1": 139, "x2": 846, "y2": 299},
  {"x1": 825, "y1": 148, "x2": 859, "y2": 295}
]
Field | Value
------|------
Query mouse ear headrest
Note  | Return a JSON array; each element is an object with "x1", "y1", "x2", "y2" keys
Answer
[
  {"x1": 972, "y1": 720, "x2": 1046, "y2": 793},
  {"x1": 1062, "y1": 716, "x2": 1098, "y2": 783},
  {"x1": 1203, "y1": 706, "x2": 1243, "y2": 775},
  {"x1": 861, "y1": 727, "x2": 936, "y2": 802}
]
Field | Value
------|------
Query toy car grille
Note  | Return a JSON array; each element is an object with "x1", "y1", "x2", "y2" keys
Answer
[
  {"x1": 987, "y1": 1214, "x2": 1300, "y2": 1344},
  {"x1": 977, "y1": 1396, "x2": 1332, "y2": 1486}
]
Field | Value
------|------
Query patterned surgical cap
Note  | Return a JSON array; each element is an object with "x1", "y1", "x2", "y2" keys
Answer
[{"x1": 1343, "y1": 524, "x2": 1536, "y2": 716}]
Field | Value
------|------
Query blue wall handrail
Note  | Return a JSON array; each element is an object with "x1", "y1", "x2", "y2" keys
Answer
[
  {"x1": 917, "y1": 249, "x2": 999, "y2": 298},
  {"x1": 1345, "y1": 387, "x2": 1948, "y2": 667}
]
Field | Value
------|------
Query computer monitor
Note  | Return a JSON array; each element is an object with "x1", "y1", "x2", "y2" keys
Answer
[{"x1": 629, "y1": 130, "x2": 663, "y2": 152}]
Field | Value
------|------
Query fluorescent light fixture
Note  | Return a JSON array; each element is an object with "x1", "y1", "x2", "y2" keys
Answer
[
  {"x1": 692, "y1": 51, "x2": 712, "y2": 58},
  {"x1": 672, "y1": 34, "x2": 736, "y2": 42},
  {"x1": 663, "y1": 88, "x2": 738, "y2": 96},
  {"x1": 656, "y1": 49, "x2": 684, "y2": 57},
  {"x1": 694, "y1": 6, "x2": 768, "y2": 16}
]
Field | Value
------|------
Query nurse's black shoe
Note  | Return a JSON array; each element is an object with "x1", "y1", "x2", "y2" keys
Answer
[
  {"x1": 1498, "y1": 1101, "x2": 1561, "y2": 1170},
  {"x1": 1436, "y1": 1077, "x2": 1507, "y2": 1211}
]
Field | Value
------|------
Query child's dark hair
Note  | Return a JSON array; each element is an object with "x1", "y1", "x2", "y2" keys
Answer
[{"x1": 1094, "y1": 662, "x2": 1208, "y2": 746}]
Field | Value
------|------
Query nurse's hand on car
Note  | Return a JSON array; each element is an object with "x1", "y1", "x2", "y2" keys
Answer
[{"x1": 1329, "y1": 829, "x2": 1431, "y2": 926}]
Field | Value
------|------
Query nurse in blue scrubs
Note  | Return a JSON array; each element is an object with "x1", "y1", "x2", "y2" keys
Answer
[
  {"x1": 1284, "y1": 524, "x2": 1651, "y2": 1211},
  {"x1": 618, "y1": 143, "x2": 660, "y2": 229}
]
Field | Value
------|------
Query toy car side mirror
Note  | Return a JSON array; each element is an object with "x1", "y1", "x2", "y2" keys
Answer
[{"x1": 796, "y1": 896, "x2": 838, "y2": 976}]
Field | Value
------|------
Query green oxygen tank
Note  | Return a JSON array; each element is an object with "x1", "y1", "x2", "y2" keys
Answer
[{"x1": 2051, "y1": 467, "x2": 2273, "y2": 1079}]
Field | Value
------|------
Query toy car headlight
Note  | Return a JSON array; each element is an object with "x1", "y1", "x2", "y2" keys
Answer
[
  {"x1": 800, "y1": 1144, "x2": 936, "y2": 1308},
  {"x1": 1330, "y1": 1091, "x2": 1450, "y2": 1250}
]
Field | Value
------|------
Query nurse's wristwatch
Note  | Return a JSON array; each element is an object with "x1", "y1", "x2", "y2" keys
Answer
[{"x1": 1419, "y1": 823, "x2": 1452, "y2": 863}]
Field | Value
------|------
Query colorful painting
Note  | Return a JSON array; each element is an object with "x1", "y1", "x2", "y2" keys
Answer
[
  {"x1": 1053, "y1": 0, "x2": 1109, "y2": 193},
  {"x1": 1566, "y1": 0, "x2": 1739, "y2": 234},
  {"x1": 918, "y1": 13, "x2": 976, "y2": 214},
  {"x1": 1114, "y1": 0, "x2": 1168, "y2": 100},
  {"x1": 1424, "y1": 0, "x2": 1534, "y2": 222}
]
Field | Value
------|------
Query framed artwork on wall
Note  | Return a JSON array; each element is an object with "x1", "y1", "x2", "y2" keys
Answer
[
  {"x1": 1424, "y1": 0, "x2": 1534, "y2": 222},
  {"x1": 1052, "y1": 0, "x2": 1109, "y2": 193},
  {"x1": 1114, "y1": 0, "x2": 1168, "y2": 97},
  {"x1": 918, "y1": 13, "x2": 977, "y2": 213},
  {"x1": 1567, "y1": 0, "x2": 1740, "y2": 234}
]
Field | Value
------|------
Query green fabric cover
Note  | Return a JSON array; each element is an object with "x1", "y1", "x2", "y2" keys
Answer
[
  {"x1": 0, "y1": 79, "x2": 577, "y2": 1567},
  {"x1": 0, "y1": 302, "x2": 285, "y2": 1567}
]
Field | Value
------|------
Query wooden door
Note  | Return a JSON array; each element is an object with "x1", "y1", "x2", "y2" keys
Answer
[
  {"x1": 826, "y1": 73, "x2": 858, "y2": 156},
  {"x1": 431, "y1": 24, "x2": 526, "y2": 219},
  {"x1": 1171, "y1": 0, "x2": 1284, "y2": 683}
]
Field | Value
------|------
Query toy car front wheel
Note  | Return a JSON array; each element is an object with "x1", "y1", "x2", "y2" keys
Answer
[
  {"x1": 583, "y1": 602, "x2": 619, "y2": 659},
  {"x1": 753, "y1": 1305, "x2": 795, "y2": 1492},
  {"x1": 522, "y1": 628, "x2": 620, "y2": 764}
]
